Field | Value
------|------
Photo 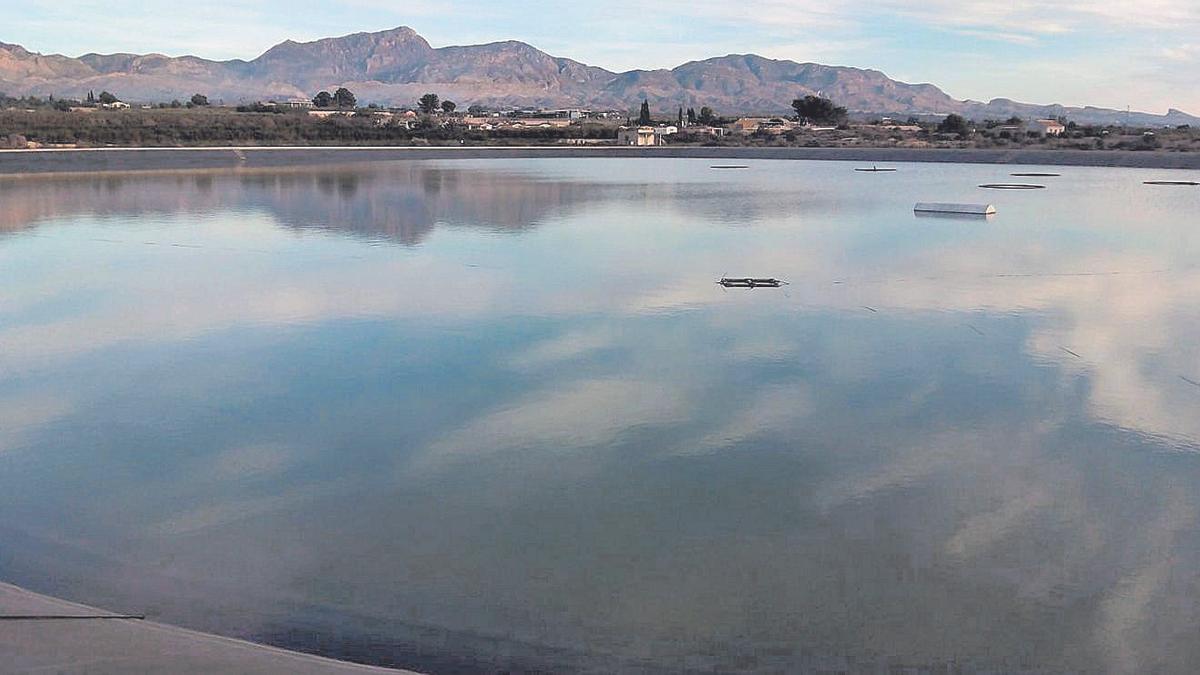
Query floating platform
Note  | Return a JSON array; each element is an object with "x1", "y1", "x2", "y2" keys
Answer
[
  {"x1": 914, "y1": 202, "x2": 996, "y2": 215},
  {"x1": 1144, "y1": 180, "x2": 1199, "y2": 186},
  {"x1": 979, "y1": 183, "x2": 1046, "y2": 190},
  {"x1": 719, "y1": 277, "x2": 785, "y2": 288},
  {"x1": 1012, "y1": 172, "x2": 1061, "y2": 177},
  {"x1": 855, "y1": 167, "x2": 897, "y2": 172},
  {"x1": 710, "y1": 165, "x2": 749, "y2": 169}
]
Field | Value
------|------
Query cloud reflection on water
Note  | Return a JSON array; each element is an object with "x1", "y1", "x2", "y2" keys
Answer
[{"x1": 2, "y1": 159, "x2": 1200, "y2": 671}]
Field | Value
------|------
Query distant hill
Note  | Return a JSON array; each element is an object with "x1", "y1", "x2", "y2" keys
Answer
[{"x1": 1, "y1": 26, "x2": 1196, "y2": 126}]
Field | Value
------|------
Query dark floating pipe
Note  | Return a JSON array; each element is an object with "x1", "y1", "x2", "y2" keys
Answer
[{"x1": 719, "y1": 277, "x2": 786, "y2": 288}]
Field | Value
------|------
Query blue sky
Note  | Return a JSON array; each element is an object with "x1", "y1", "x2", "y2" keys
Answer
[{"x1": 5, "y1": 0, "x2": 1199, "y2": 113}]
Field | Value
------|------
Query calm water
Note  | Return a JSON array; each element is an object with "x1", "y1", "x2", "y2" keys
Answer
[{"x1": 2, "y1": 159, "x2": 1200, "y2": 673}]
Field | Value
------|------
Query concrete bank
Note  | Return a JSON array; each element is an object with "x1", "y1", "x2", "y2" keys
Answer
[
  {"x1": 1, "y1": 146, "x2": 1199, "y2": 175},
  {"x1": 0, "y1": 582, "x2": 414, "y2": 674}
]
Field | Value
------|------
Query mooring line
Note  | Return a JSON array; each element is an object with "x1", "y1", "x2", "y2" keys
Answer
[{"x1": 0, "y1": 614, "x2": 145, "y2": 621}]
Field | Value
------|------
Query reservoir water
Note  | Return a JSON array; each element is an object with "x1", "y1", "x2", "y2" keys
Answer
[{"x1": 2, "y1": 158, "x2": 1200, "y2": 672}]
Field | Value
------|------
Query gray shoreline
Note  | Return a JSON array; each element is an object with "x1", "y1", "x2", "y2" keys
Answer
[
  {"x1": 1, "y1": 145, "x2": 1198, "y2": 175},
  {"x1": 0, "y1": 582, "x2": 413, "y2": 674}
]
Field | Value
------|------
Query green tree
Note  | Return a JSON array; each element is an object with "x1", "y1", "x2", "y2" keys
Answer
[
  {"x1": 313, "y1": 91, "x2": 333, "y2": 108},
  {"x1": 97, "y1": 91, "x2": 118, "y2": 105},
  {"x1": 467, "y1": 104, "x2": 487, "y2": 115},
  {"x1": 418, "y1": 93, "x2": 441, "y2": 114},
  {"x1": 333, "y1": 87, "x2": 357, "y2": 108},
  {"x1": 638, "y1": 99, "x2": 652, "y2": 125},
  {"x1": 791, "y1": 95, "x2": 847, "y2": 125},
  {"x1": 697, "y1": 106, "x2": 716, "y2": 125},
  {"x1": 687, "y1": 107, "x2": 697, "y2": 124},
  {"x1": 937, "y1": 113, "x2": 971, "y2": 136},
  {"x1": 441, "y1": 100, "x2": 457, "y2": 114},
  {"x1": 190, "y1": 93, "x2": 210, "y2": 107}
]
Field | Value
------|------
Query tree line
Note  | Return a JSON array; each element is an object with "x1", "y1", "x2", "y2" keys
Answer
[{"x1": 629, "y1": 95, "x2": 848, "y2": 126}]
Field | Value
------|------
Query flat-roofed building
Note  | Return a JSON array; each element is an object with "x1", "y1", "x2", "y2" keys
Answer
[
  {"x1": 617, "y1": 126, "x2": 667, "y2": 146},
  {"x1": 1030, "y1": 119, "x2": 1066, "y2": 136}
]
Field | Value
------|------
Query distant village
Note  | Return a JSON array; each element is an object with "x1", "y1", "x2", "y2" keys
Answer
[{"x1": 1, "y1": 88, "x2": 1196, "y2": 152}]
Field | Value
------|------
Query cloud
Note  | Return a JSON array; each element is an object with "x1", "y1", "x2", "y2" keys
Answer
[
  {"x1": 1161, "y1": 43, "x2": 1200, "y2": 62},
  {"x1": 415, "y1": 378, "x2": 689, "y2": 470},
  {"x1": 0, "y1": 391, "x2": 73, "y2": 454}
]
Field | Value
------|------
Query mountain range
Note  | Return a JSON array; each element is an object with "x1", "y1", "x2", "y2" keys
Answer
[{"x1": 1, "y1": 26, "x2": 1196, "y2": 126}]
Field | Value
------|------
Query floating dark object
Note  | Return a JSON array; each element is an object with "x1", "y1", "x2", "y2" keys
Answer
[
  {"x1": 711, "y1": 165, "x2": 749, "y2": 169},
  {"x1": 915, "y1": 202, "x2": 996, "y2": 215},
  {"x1": 1011, "y1": 172, "x2": 1060, "y2": 177},
  {"x1": 855, "y1": 167, "x2": 897, "y2": 172},
  {"x1": 979, "y1": 183, "x2": 1046, "y2": 190},
  {"x1": 719, "y1": 277, "x2": 785, "y2": 288},
  {"x1": 1144, "y1": 180, "x2": 1199, "y2": 186}
]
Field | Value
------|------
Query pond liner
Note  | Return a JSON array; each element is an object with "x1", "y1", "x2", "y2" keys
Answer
[{"x1": 719, "y1": 277, "x2": 786, "y2": 288}]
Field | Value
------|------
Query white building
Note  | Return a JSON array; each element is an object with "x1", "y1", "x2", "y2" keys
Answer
[
  {"x1": 616, "y1": 126, "x2": 677, "y2": 146},
  {"x1": 683, "y1": 125, "x2": 727, "y2": 137},
  {"x1": 1030, "y1": 119, "x2": 1066, "y2": 136},
  {"x1": 617, "y1": 126, "x2": 658, "y2": 146}
]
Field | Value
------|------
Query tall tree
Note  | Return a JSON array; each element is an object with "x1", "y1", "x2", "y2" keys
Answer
[
  {"x1": 638, "y1": 100, "x2": 651, "y2": 125},
  {"x1": 687, "y1": 107, "x2": 696, "y2": 124},
  {"x1": 441, "y1": 100, "x2": 457, "y2": 114},
  {"x1": 791, "y1": 95, "x2": 847, "y2": 125},
  {"x1": 937, "y1": 114, "x2": 970, "y2": 136},
  {"x1": 333, "y1": 87, "x2": 357, "y2": 109},
  {"x1": 312, "y1": 91, "x2": 333, "y2": 108},
  {"x1": 698, "y1": 106, "x2": 715, "y2": 125},
  {"x1": 418, "y1": 93, "x2": 441, "y2": 115}
]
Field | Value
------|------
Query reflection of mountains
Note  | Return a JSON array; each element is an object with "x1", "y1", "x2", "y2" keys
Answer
[
  {"x1": 0, "y1": 165, "x2": 605, "y2": 245},
  {"x1": 0, "y1": 164, "x2": 836, "y2": 244}
]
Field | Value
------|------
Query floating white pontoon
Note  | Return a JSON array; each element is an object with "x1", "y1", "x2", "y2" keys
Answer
[{"x1": 914, "y1": 202, "x2": 996, "y2": 215}]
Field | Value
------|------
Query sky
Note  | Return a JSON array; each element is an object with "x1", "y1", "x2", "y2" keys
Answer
[{"x1": 5, "y1": 0, "x2": 1199, "y2": 114}]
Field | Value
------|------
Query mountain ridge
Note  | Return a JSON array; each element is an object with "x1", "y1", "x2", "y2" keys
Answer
[{"x1": 1, "y1": 26, "x2": 1195, "y2": 126}]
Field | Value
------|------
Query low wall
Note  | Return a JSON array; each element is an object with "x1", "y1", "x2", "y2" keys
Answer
[{"x1": 1, "y1": 145, "x2": 1198, "y2": 175}]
